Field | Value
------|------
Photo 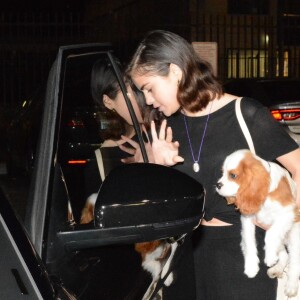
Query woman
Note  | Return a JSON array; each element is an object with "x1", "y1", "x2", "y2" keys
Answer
[
  {"x1": 90, "y1": 56, "x2": 146, "y2": 176},
  {"x1": 84, "y1": 55, "x2": 156, "y2": 201},
  {"x1": 126, "y1": 30, "x2": 300, "y2": 299}
]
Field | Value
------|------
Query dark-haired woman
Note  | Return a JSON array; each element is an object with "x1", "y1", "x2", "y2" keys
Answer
[{"x1": 126, "y1": 30, "x2": 300, "y2": 299}]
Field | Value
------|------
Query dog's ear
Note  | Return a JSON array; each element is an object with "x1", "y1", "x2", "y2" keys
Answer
[
  {"x1": 80, "y1": 202, "x2": 94, "y2": 224},
  {"x1": 235, "y1": 157, "x2": 270, "y2": 215},
  {"x1": 135, "y1": 241, "x2": 162, "y2": 260}
]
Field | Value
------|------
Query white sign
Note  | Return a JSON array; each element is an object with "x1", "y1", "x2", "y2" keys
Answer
[{"x1": 192, "y1": 42, "x2": 218, "y2": 76}]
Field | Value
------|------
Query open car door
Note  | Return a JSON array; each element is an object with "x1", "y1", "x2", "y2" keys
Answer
[{"x1": 24, "y1": 44, "x2": 205, "y2": 299}]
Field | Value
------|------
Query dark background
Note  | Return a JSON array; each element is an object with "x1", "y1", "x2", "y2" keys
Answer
[{"x1": 0, "y1": 0, "x2": 300, "y2": 162}]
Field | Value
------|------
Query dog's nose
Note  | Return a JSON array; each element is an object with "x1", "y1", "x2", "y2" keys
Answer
[{"x1": 216, "y1": 182, "x2": 223, "y2": 189}]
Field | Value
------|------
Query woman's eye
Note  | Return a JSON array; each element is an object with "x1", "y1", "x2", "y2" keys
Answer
[{"x1": 229, "y1": 173, "x2": 237, "y2": 179}]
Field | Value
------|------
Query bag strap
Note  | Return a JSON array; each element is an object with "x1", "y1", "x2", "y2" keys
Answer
[
  {"x1": 95, "y1": 148, "x2": 105, "y2": 181},
  {"x1": 235, "y1": 97, "x2": 256, "y2": 154}
]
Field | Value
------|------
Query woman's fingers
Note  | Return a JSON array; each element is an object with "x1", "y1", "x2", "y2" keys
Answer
[
  {"x1": 119, "y1": 144, "x2": 136, "y2": 155},
  {"x1": 141, "y1": 125, "x2": 150, "y2": 143},
  {"x1": 121, "y1": 157, "x2": 135, "y2": 164},
  {"x1": 159, "y1": 119, "x2": 167, "y2": 140},
  {"x1": 120, "y1": 135, "x2": 139, "y2": 148},
  {"x1": 151, "y1": 121, "x2": 158, "y2": 141},
  {"x1": 166, "y1": 126, "x2": 173, "y2": 143},
  {"x1": 173, "y1": 155, "x2": 184, "y2": 163}
]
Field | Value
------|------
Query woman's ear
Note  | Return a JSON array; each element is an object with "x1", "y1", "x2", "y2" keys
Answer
[
  {"x1": 170, "y1": 63, "x2": 182, "y2": 81},
  {"x1": 103, "y1": 94, "x2": 114, "y2": 110}
]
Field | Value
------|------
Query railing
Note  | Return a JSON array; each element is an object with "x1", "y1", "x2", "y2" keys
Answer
[{"x1": 190, "y1": 14, "x2": 300, "y2": 80}]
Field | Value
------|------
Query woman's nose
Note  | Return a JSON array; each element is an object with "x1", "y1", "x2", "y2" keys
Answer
[{"x1": 144, "y1": 92, "x2": 154, "y2": 105}]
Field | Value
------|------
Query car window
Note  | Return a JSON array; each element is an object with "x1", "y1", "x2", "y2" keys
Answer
[
  {"x1": 43, "y1": 50, "x2": 152, "y2": 299},
  {"x1": 56, "y1": 52, "x2": 146, "y2": 223}
]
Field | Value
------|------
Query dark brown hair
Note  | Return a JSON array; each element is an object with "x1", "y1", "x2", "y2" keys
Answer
[
  {"x1": 91, "y1": 56, "x2": 127, "y2": 140},
  {"x1": 91, "y1": 55, "x2": 160, "y2": 141},
  {"x1": 127, "y1": 30, "x2": 223, "y2": 112}
]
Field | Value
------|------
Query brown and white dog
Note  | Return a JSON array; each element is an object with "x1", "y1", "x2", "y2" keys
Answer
[
  {"x1": 135, "y1": 241, "x2": 177, "y2": 299},
  {"x1": 80, "y1": 194, "x2": 176, "y2": 299},
  {"x1": 80, "y1": 193, "x2": 97, "y2": 224},
  {"x1": 216, "y1": 149, "x2": 300, "y2": 298}
]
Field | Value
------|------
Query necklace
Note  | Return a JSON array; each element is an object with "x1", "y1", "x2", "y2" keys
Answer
[{"x1": 183, "y1": 102, "x2": 213, "y2": 172}]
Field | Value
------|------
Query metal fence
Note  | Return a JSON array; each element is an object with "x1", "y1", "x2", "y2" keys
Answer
[
  {"x1": 0, "y1": 11, "x2": 299, "y2": 107},
  {"x1": 190, "y1": 14, "x2": 300, "y2": 80}
]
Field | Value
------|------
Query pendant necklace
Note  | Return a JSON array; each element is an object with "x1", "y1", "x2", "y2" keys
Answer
[{"x1": 183, "y1": 101, "x2": 213, "y2": 173}]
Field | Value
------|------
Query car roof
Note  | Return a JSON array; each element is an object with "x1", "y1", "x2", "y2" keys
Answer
[{"x1": 224, "y1": 78, "x2": 300, "y2": 107}]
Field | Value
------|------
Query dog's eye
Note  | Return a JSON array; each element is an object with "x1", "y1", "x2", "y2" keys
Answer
[{"x1": 229, "y1": 173, "x2": 237, "y2": 179}]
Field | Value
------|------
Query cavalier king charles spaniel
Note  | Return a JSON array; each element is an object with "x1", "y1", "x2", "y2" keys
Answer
[
  {"x1": 216, "y1": 149, "x2": 300, "y2": 297},
  {"x1": 135, "y1": 241, "x2": 177, "y2": 299}
]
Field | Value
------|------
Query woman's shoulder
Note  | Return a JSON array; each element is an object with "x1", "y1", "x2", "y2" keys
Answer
[
  {"x1": 217, "y1": 94, "x2": 265, "y2": 115},
  {"x1": 217, "y1": 93, "x2": 262, "y2": 108},
  {"x1": 239, "y1": 96, "x2": 267, "y2": 119}
]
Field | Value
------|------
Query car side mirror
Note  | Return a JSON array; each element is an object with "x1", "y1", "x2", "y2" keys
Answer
[
  {"x1": 94, "y1": 163, "x2": 205, "y2": 240},
  {"x1": 58, "y1": 163, "x2": 205, "y2": 251}
]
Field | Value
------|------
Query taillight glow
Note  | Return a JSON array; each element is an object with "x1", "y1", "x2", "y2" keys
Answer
[
  {"x1": 68, "y1": 160, "x2": 87, "y2": 165},
  {"x1": 271, "y1": 109, "x2": 300, "y2": 121},
  {"x1": 67, "y1": 120, "x2": 85, "y2": 127}
]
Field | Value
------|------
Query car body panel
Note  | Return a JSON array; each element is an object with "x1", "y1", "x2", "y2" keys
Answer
[
  {"x1": 0, "y1": 187, "x2": 56, "y2": 299},
  {"x1": 24, "y1": 44, "x2": 113, "y2": 254}
]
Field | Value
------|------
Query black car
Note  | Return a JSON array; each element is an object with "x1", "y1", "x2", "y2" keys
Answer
[
  {"x1": 0, "y1": 44, "x2": 205, "y2": 299},
  {"x1": 223, "y1": 78, "x2": 300, "y2": 146}
]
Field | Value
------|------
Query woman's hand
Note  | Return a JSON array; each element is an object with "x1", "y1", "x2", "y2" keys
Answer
[
  {"x1": 151, "y1": 119, "x2": 184, "y2": 166},
  {"x1": 119, "y1": 126, "x2": 154, "y2": 163}
]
